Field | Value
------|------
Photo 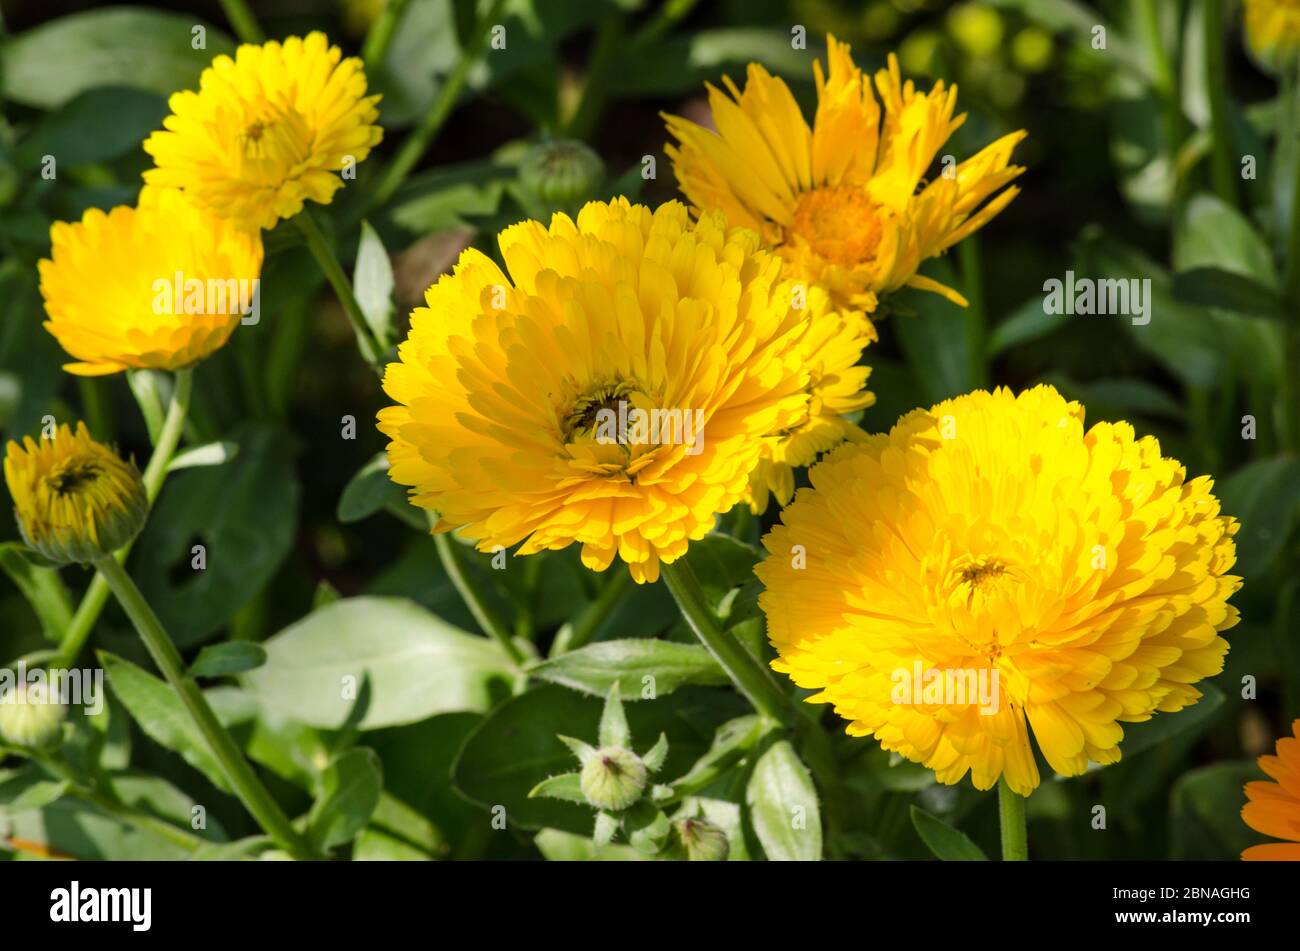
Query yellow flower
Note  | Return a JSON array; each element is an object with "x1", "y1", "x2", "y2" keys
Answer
[
  {"x1": 1244, "y1": 0, "x2": 1300, "y2": 64},
  {"x1": 378, "y1": 198, "x2": 813, "y2": 584},
  {"x1": 38, "y1": 187, "x2": 263, "y2": 376},
  {"x1": 1242, "y1": 719, "x2": 1300, "y2": 861},
  {"x1": 664, "y1": 36, "x2": 1026, "y2": 312},
  {"x1": 143, "y1": 32, "x2": 382, "y2": 231},
  {"x1": 5, "y1": 423, "x2": 147, "y2": 565},
  {"x1": 756, "y1": 385, "x2": 1241, "y2": 795},
  {"x1": 746, "y1": 302, "x2": 876, "y2": 513}
]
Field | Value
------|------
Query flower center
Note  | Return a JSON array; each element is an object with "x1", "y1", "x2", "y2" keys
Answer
[
  {"x1": 235, "y1": 107, "x2": 314, "y2": 179},
  {"x1": 565, "y1": 381, "x2": 643, "y2": 443},
  {"x1": 946, "y1": 556, "x2": 1016, "y2": 610},
  {"x1": 785, "y1": 186, "x2": 884, "y2": 268},
  {"x1": 46, "y1": 457, "x2": 103, "y2": 497}
]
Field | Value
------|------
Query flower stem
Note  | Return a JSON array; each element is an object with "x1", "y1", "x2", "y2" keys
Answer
[
  {"x1": 1137, "y1": 0, "x2": 1184, "y2": 201},
  {"x1": 362, "y1": 0, "x2": 412, "y2": 69},
  {"x1": 1203, "y1": 0, "x2": 1236, "y2": 207},
  {"x1": 218, "y1": 0, "x2": 264, "y2": 44},
  {"x1": 55, "y1": 368, "x2": 194, "y2": 669},
  {"x1": 550, "y1": 565, "x2": 631, "y2": 656},
  {"x1": 433, "y1": 532, "x2": 525, "y2": 667},
  {"x1": 660, "y1": 559, "x2": 793, "y2": 726},
  {"x1": 998, "y1": 777, "x2": 1029, "y2": 861},
  {"x1": 370, "y1": 0, "x2": 506, "y2": 208},
  {"x1": 1282, "y1": 59, "x2": 1300, "y2": 453},
  {"x1": 294, "y1": 211, "x2": 384, "y2": 370},
  {"x1": 93, "y1": 555, "x2": 319, "y2": 861}
]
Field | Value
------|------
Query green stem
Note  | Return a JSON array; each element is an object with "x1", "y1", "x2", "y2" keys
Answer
[
  {"x1": 660, "y1": 559, "x2": 792, "y2": 725},
  {"x1": 959, "y1": 236, "x2": 987, "y2": 388},
  {"x1": 1203, "y1": 0, "x2": 1236, "y2": 207},
  {"x1": 550, "y1": 566, "x2": 631, "y2": 655},
  {"x1": 1137, "y1": 0, "x2": 1184, "y2": 201},
  {"x1": 1283, "y1": 59, "x2": 1300, "y2": 452},
  {"x1": 631, "y1": 0, "x2": 701, "y2": 47},
  {"x1": 564, "y1": 15, "x2": 625, "y2": 140},
  {"x1": 55, "y1": 369, "x2": 194, "y2": 669},
  {"x1": 294, "y1": 211, "x2": 384, "y2": 369},
  {"x1": 370, "y1": 0, "x2": 506, "y2": 208},
  {"x1": 362, "y1": 0, "x2": 412, "y2": 68},
  {"x1": 433, "y1": 532, "x2": 525, "y2": 667},
  {"x1": 93, "y1": 556, "x2": 319, "y2": 861},
  {"x1": 218, "y1": 0, "x2": 264, "y2": 44},
  {"x1": 998, "y1": 777, "x2": 1028, "y2": 861}
]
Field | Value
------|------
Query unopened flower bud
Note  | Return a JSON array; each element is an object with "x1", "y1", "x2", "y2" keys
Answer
[
  {"x1": 518, "y1": 140, "x2": 605, "y2": 207},
  {"x1": 672, "y1": 816, "x2": 730, "y2": 861},
  {"x1": 0, "y1": 682, "x2": 66, "y2": 748},
  {"x1": 5, "y1": 422, "x2": 147, "y2": 565},
  {"x1": 579, "y1": 746, "x2": 646, "y2": 811}
]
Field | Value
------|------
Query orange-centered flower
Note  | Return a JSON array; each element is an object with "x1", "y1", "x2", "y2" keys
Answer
[{"x1": 664, "y1": 35, "x2": 1026, "y2": 313}]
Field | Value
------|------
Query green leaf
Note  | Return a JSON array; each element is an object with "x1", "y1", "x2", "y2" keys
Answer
[
  {"x1": 892, "y1": 262, "x2": 974, "y2": 403},
  {"x1": 670, "y1": 715, "x2": 764, "y2": 795},
  {"x1": 134, "y1": 425, "x2": 299, "y2": 648},
  {"x1": 190, "y1": 836, "x2": 273, "y2": 861},
  {"x1": 1172, "y1": 267, "x2": 1284, "y2": 320},
  {"x1": 642, "y1": 733, "x2": 669, "y2": 773},
  {"x1": 16, "y1": 86, "x2": 167, "y2": 167},
  {"x1": 1117, "y1": 683, "x2": 1226, "y2": 761},
  {"x1": 453, "y1": 684, "x2": 745, "y2": 833},
  {"x1": 745, "y1": 738, "x2": 822, "y2": 861},
  {"x1": 1086, "y1": 238, "x2": 1225, "y2": 387},
  {"x1": 3, "y1": 772, "x2": 223, "y2": 860},
  {"x1": 365, "y1": 712, "x2": 478, "y2": 858},
  {"x1": 609, "y1": 28, "x2": 819, "y2": 97},
  {"x1": 0, "y1": 770, "x2": 69, "y2": 814},
  {"x1": 1170, "y1": 762, "x2": 1264, "y2": 859},
  {"x1": 1174, "y1": 193, "x2": 1278, "y2": 286},
  {"x1": 2, "y1": 9, "x2": 235, "y2": 109},
  {"x1": 243, "y1": 597, "x2": 514, "y2": 730},
  {"x1": 529, "y1": 639, "x2": 727, "y2": 699},
  {"x1": 987, "y1": 297, "x2": 1065, "y2": 356},
  {"x1": 528, "y1": 772, "x2": 585, "y2": 803},
  {"x1": 0, "y1": 542, "x2": 73, "y2": 642},
  {"x1": 308, "y1": 748, "x2": 383, "y2": 851},
  {"x1": 910, "y1": 806, "x2": 988, "y2": 861},
  {"x1": 1218, "y1": 458, "x2": 1300, "y2": 579},
  {"x1": 1044, "y1": 375, "x2": 1183, "y2": 422},
  {"x1": 534, "y1": 827, "x2": 649, "y2": 861},
  {"x1": 598, "y1": 683, "x2": 630, "y2": 748},
  {"x1": 188, "y1": 642, "x2": 267, "y2": 679},
  {"x1": 624, "y1": 801, "x2": 671, "y2": 854},
  {"x1": 354, "y1": 221, "x2": 396, "y2": 351},
  {"x1": 682, "y1": 533, "x2": 762, "y2": 601},
  {"x1": 337, "y1": 453, "x2": 425, "y2": 529},
  {"x1": 98, "y1": 651, "x2": 231, "y2": 793},
  {"x1": 354, "y1": 799, "x2": 440, "y2": 861},
  {"x1": 167, "y1": 441, "x2": 238, "y2": 472}
]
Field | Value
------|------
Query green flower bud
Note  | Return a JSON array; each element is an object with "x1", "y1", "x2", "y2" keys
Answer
[
  {"x1": 579, "y1": 746, "x2": 646, "y2": 812},
  {"x1": 672, "y1": 816, "x2": 730, "y2": 862},
  {"x1": 518, "y1": 140, "x2": 605, "y2": 207},
  {"x1": 0, "y1": 682, "x2": 66, "y2": 748}
]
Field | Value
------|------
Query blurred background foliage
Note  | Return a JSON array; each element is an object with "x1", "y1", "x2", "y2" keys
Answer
[{"x1": 0, "y1": 0, "x2": 1295, "y2": 860}]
